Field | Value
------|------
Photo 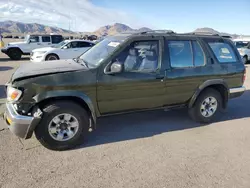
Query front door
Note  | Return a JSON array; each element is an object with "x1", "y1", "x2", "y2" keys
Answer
[{"x1": 97, "y1": 38, "x2": 166, "y2": 114}]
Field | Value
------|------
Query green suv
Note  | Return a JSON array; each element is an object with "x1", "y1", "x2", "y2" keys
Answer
[{"x1": 3, "y1": 31, "x2": 246, "y2": 150}]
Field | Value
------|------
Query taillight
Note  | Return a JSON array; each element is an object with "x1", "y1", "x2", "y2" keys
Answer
[{"x1": 243, "y1": 69, "x2": 246, "y2": 83}]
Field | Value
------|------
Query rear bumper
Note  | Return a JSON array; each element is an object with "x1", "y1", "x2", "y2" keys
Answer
[
  {"x1": 3, "y1": 103, "x2": 41, "y2": 139},
  {"x1": 229, "y1": 86, "x2": 246, "y2": 99}
]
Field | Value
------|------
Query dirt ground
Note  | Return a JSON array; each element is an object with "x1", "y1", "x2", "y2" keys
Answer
[{"x1": 1, "y1": 39, "x2": 250, "y2": 188}]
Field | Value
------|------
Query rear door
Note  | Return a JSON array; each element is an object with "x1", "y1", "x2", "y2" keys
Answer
[
  {"x1": 41, "y1": 36, "x2": 52, "y2": 48},
  {"x1": 163, "y1": 36, "x2": 215, "y2": 105}
]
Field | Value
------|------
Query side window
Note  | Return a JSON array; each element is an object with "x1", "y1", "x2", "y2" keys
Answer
[
  {"x1": 192, "y1": 41, "x2": 205, "y2": 66},
  {"x1": 51, "y1": 35, "x2": 63, "y2": 44},
  {"x1": 167, "y1": 40, "x2": 206, "y2": 68},
  {"x1": 78, "y1": 42, "x2": 94, "y2": 48},
  {"x1": 29, "y1": 36, "x2": 39, "y2": 43},
  {"x1": 66, "y1": 42, "x2": 78, "y2": 49},
  {"x1": 71, "y1": 42, "x2": 78, "y2": 48},
  {"x1": 168, "y1": 41, "x2": 193, "y2": 68},
  {"x1": 208, "y1": 42, "x2": 237, "y2": 63},
  {"x1": 115, "y1": 40, "x2": 159, "y2": 72},
  {"x1": 42, "y1": 36, "x2": 51, "y2": 42}
]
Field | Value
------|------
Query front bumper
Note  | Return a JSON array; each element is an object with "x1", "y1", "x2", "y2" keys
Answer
[
  {"x1": 1, "y1": 48, "x2": 7, "y2": 54},
  {"x1": 229, "y1": 86, "x2": 246, "y2": 99},
  {"x1": 30, "y1": 53, "x2": 45, "y2": 63},
  {"x1": 3, "y1": 103, "x2": 41, "y2": 139}
]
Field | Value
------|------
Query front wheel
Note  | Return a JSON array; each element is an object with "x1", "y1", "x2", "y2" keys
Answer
[
  {"x1": 188, "y1": 88, "x2": 223, "y2": 123},
  {"x1": 45, "y1": 54, "x2": 59, "y2": 61},
  {"x1": 35, "y1": 101, "x2": 90, "y2": 151},
  {"x1": 8, "y1": 48, "x2": 22, "y2": 60}
]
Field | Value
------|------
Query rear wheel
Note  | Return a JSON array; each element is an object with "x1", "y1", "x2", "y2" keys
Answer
[
  {"x1": 35, "y1": 101, "x2": 89, "y2": 151},
  {"x1": 45, "y1": 54, "x2": 59, "y2": 61},
  {"x1": 8, "y1": 48, "x2": 22, "y2": 60},
  {"x1": 188, "y1": 88, "x2": 223, "y2": 123}
]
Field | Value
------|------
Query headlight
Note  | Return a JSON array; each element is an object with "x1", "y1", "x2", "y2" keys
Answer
[{"x1": 7, "y1": 87, "x2": 22, "y2": 102}]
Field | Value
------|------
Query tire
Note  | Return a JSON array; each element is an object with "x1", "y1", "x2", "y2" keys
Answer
[
  {"x1": 45, "y1": 54, "x2": 59, "y2": 61},
  {"x1": 8, "y1": 48, "x2": 22, "y2": 60},
  {"x1": 35, "y1": 101, "x2": 89, "y2": 151},
  {"x1": 188, "y1": 88, "x2": 223, "y2": 123},
  {"x1": 243, "y1": 56, "x2": 248, "y2": 64}
]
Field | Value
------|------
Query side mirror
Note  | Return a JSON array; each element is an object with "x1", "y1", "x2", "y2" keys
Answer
[
  {"x1": 106, "y1": 61, "x2": 123, "y2": 74},
  {"x1": 28, "y1": 39, "x2": 31, "y2": 44},
  {"x1": 62, "y1": 46, "x2": 68, "y2": 49}
]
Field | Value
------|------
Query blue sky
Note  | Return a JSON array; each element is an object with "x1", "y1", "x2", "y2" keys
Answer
[
  {"x1": 0, "y1": 0, "x2": 249, "y2": 34},
  {"x1": 92, "y1": 0, "x2": 250, "y2": 34}
]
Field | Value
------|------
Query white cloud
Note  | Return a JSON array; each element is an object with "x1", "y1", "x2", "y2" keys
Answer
[{"x1": 0, "y1": 0, "x2": 149, "y2": 31}]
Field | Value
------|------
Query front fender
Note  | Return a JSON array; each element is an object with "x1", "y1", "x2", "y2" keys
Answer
[
  {"x1": 188, "y1": 79, "x2": 229, "y2": 108},
  {"x1": 33, "y1": 90, "x2": 97, "y2": 124}
]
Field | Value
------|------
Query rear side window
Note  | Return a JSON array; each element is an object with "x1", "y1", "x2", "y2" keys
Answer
[
  {"x1": 42, "y1": 36, "x2": 51, "y2": 42},
  {"x1": 208, "y1": 42, "x2": 237, "y2": 63},
  {"x1": 51, "y1": 35, "x2": 63, "y2": 44},
  {"x1": 167, "y1": 40, "x2": 205, "y2": 68}
]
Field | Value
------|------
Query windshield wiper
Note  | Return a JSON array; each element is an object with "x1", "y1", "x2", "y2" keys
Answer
[{"x1": 74, "y1": 57, "x2": 89, "y2": 68}]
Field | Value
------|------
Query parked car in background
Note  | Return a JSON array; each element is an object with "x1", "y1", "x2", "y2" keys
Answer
[
  {"x1": 233, "y1": 38, "x2": 250, "y2": 64},
  {"x1": 3, "y1": 31, "x2": 246, "y2": 150},
  {"x1": 30, "y1": 40, "x2": 95, "y2": 62},
  {"x1": 1, "y1": 33, "x2": 63, "y2": 60},
  {"x1": 88, "y1": 35, "x2": 98, "y2": 41}
]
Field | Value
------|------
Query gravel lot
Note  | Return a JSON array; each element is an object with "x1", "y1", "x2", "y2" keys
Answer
[{"x1": 1, "y1": 40, "x2": 250, "y2": 188}]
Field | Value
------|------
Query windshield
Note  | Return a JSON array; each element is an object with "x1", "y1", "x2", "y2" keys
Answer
[
  {"x1": 24, "y1": 35, "x2": 30, "y2": 42},
  {"x1": 78, "y1": 36, "x2": 125, "y2": 67},
  {"x1": 234, "y1": 41, "x2": 250, "y2": 48},
  {"x1": 54, "y1": 41, "x2": 68, "y2": 48}
]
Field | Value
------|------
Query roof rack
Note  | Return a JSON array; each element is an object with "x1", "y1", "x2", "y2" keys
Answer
[
  {"x1": 182, "y1": 32, "x2": 220, "y2": 36},
  {"x1": 140, "y1": 30, "x2": 175, "y2": 34}
]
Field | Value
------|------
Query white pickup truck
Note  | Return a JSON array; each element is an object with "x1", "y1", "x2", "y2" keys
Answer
[
  {"x1": 233, "y1": 38, "x2": 250, "y2": 64},
  {"x1": 1, "y1": 34, "x2": 63, "y2": 60}
]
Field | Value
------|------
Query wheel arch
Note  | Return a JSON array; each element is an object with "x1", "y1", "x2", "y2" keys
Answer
[
  {"x1": 31, "y1": 90, "x2": 97, "y2": 131},
  {"x1": 188, "y1": 79, "x2": 229, "y2": 109},
  {"x1": 45, "y1": 53, "x2": 60, "y2": 60},
  {"x1": 7, "y1": 47, "x2": 24, "y2": 54}
]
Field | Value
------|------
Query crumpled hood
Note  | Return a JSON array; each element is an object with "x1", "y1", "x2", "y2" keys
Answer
[{"x1": 11, "y1": 59, "x2": 85, "y2": 81}]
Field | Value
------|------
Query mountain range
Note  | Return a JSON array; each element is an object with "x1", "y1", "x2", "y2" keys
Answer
[{"x1": 0, "y1": 20, "x2": 245, "y2": 38}]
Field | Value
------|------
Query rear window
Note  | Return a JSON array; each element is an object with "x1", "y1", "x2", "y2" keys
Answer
[{"x1": 208, "y1": 42, "x2": 237, "y2": 63}]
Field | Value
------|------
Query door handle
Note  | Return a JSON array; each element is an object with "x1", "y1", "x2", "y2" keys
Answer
[
  {"x1": 156, "y1": 76, "x2": 164, "y2": 79},
  {"x1": 156, "y1": 76, "x2": 164, "y2": 82},
  {"x1": 37, "y1": 43, "x2": 41, "y2": 45}
]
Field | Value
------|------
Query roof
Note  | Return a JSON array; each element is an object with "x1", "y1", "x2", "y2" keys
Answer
[
  {"x1": 63, "y1": 39, "x2": 95, "y2": 43},
  {"x1": 114, "y1": 30, "x2": 231, "y2": 39}
]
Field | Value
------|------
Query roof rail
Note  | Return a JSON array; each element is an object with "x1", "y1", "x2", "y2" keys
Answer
[
  {"x1": 182, "y1": 32, "x2": 220, "y2": 36},
  {"x1": 140, "y1": 30, "x2": 175, "y2": 34}
]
